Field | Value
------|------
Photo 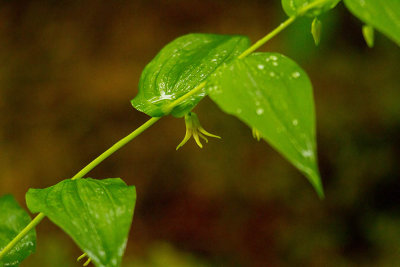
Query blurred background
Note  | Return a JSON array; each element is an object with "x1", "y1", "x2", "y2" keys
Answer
[{"x1": 0, "y1": 0, "x2": 399, "y2": 266}]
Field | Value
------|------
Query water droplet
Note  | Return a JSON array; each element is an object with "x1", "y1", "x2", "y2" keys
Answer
[
  {"x1": 269, "y1": 72, "x2": 276, "y2": 77},
  {"x1": 210, "y1": 85, "x2": 221, "y2": 94},
  {"x1": 292, "y1": 119, "x2": 298, "y2": 126},
  {"x1": 256, "y1": 108, "x2": 264, "y2": 115},
  {"x1": 272, "y1": 62, "x2": 278, "y2": 66},
  {"x1": 301, "y1": 150, "x2": 313, "y2": 157},
  {"x1": 270, "y1": 55, "x2": 278, "y2": 61},
  {"x1": 292, "y1": 71, "x2": 300, "y2": 78},
  {"x1": 257, "y1": 64, "x2": 265, "y2": 70}
]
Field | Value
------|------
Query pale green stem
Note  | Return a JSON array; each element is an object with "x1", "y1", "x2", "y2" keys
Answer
[
  {"x1": 162, "y1": 81, "x2": 208, "y2": 114},
  {"x1": 71, "y1": 117, "x2": 161, "y2": 180},
  {"x1": 0, "y1": 213, "x2": 46, "y2": 259},
  {"x1": 0, "y1": 0, "x2": 333, "y2": 259},
  {"x1": 0, "y1": 117, "x2": 160, "y2": 260},
  {"x1": 239, "y1": 0, "x2": 334, "y2": 58},
  {"x1": 238, "y1": 16, "x2": 296, "y2": 59}
]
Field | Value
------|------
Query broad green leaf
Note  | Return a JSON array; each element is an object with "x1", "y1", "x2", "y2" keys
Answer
[
  {"x1": 26, "y1": 178, "x2": 136, "y2": 267},
  {"x1": 131, "y1": 33, "x2": 250, "y2": 118},
  {"x1": 0, "y1": 195, "x2": 36, "y2": 267},
  {"x1": 208, "y1": 53, "x2": 324, "y2": 198},
  {"x1": 282, "y1": 0, "x2": 341, "y2": 17},
  {"x1": 344, "y1": 0, "x2": 400, "y2": 45}
]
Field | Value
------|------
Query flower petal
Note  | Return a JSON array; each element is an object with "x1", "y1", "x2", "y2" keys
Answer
[{"x1": 176, "y1": 129, "x2": 192, "y2": 150}]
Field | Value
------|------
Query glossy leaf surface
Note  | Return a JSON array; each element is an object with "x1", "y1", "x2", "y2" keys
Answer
[
  {"x1": 208, "y1": 53, "x2": 323, "y2": 197},
  {"x1": 131, "y1": 33, "x2": 250, "y2": 118},
  {"x1": 282, "y1": 0, "x2": 341, "y2": 17},
  {"x1": 344, "y1": 0, "x2": 400, "y2": 45},
  {"x1": 26, "y1": 178, "x2": 136, "y2": 267},
  {"x1": 0, "y1": 195, "x2": 36, "y2": 267}
]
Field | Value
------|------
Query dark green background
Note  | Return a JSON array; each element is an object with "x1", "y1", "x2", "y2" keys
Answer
[{"x1": 0, "y1": 0, "x2": 399, "y2": 266}]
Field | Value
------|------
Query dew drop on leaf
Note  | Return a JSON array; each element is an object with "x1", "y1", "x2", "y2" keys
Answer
[
  {"x1": 256, "y1": 108, "x2": 264, "y2": 115},
  {"x1": 292, "y1": 71, "x2": 301, "y2": 78}
]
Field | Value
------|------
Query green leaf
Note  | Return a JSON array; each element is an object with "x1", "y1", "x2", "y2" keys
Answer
[
  {"x1": 344, "y1": 0, "x2": 400, "y2": 45},
  {"x1": 208, "y1": 53, "x2": 324, "y2": 198},
  {"x1": 0, "y1": 195, "x2": 36, "y2": 267},
  {"x1": 281, "y1": 0, "x2": 341, "y2": 17},
  {"x1": 25, "y1": 178, "x2": 136, "y2": 267},
  {"x1": 131, "y1": 33, "x2": 250, "y2": 118}
]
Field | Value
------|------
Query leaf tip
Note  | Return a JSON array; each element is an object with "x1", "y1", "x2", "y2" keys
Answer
[{"x1": 308, "y1": 171, "x2": 325, "y2": 200}]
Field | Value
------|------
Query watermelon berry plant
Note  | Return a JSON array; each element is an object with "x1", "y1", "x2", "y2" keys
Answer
[{"x1": 0, "y1": 0, "x2": 399, "y2": 266}]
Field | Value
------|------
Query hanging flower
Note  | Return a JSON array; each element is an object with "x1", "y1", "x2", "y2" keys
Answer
[{"x1": 176, "y1": 112, "x2": 221, "y2": 150}]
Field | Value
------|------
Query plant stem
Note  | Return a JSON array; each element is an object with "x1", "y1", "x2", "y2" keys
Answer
[
  {"x1": 0, "y1": 117, "x2": 161, "y2": 260},
  {"x1": 238, "y1": 16, "x2": 296, "y2": 59},
  {"x1": 71, "y1": 117, "x2": 161, "y2": 180},
  {"x1": 163, "y1": 81, "x2": 208, "y2": 114},
  {"x1": 167, "y1": 16, "x2": 300, "y2": 102},
  {"x1": 0, "y1": 213, "x2": 46, "y2": 259},
  {"x1": 238, "y1": 0, "x2": 335, "y2": 59}
]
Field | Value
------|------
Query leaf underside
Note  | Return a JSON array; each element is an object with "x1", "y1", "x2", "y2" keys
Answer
[
  {"x1": 208, "y1": 52, "x2": 324, "y2": 198},
  {"x1": 26, "y1": 178, "x2": 136, "y2": 267},
  {"x1": 131, "y1": 33, "x2": 250, "y2": 118},
  {"x1": 0, "y1": 195, "x2": 36, "y2": 267},
  {"x1": 281, "y1": 0, "x2": 341, "y2": 17},
  {"x1": 344, "y1": 0, "x2": 400, "y2": 45}
]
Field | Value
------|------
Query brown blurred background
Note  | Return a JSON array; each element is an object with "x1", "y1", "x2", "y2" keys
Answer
[{"x1": 1, "y1": 0, "x2": 400, "y2": 266}]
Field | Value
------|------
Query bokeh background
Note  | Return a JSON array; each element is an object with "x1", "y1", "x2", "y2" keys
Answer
[{"x1": 1, "y1": 0, "x2": 399, "y2": 266}]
